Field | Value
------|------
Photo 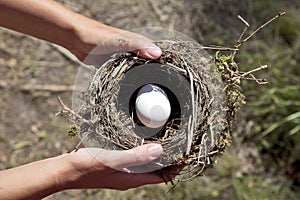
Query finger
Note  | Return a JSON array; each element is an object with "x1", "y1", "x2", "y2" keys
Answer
[
  {"x1": 129, "y1": 38, "x2": 162, "y2": 59},
  {"x1": 101, "y1": 31, "x2": 162, "y2": 59},
  {"x1": 123, "y1": 32, "x2": 162, "y2": 59},
  {"x1": 87, "y1": 144, "x2": 163, "y2": 170},
  {"x1": 112, "y1": 144, "x2": 163, "y2": 169},
  {"x1": 132, "y1": 44, "x2": 162, "y2": 59}
]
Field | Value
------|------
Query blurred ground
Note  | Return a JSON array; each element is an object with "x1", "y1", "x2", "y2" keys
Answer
[{"x1": 0, "y1": 0, "x2": 299, "y2": 199}]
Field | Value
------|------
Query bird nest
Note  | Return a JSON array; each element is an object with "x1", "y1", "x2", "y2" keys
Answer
[
  {"x1": 59, "y1": 13, "x2": 285, "y2": 182},
  {"x1": 69, "y1": 39, "x2": 245, "y2": 181}
]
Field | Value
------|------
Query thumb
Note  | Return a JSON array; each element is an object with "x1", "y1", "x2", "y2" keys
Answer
[
  {"x1": 123, "y1": 31, "x2": 162, "y2": 59},
  {"x1": 95, "y1": 144, "x2": 163, "y2": 170},
  {"x1": 80, "y1": 30, "x2": 162, "y2": 65},
  {"x1": 122, "y1": 143, "x2": 163, "y2": 167},
  {"x1": 129, "y1": 38, "x2": 162, "y2": 59},
  {"x1": 101, "y1": 31, "x2": 162, "y2": 59}
]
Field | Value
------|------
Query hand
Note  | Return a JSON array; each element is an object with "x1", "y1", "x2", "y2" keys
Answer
[
  {"x1": 69, "y1": 21, "x2": 162, "y2": 63},
  {"x1": 0, "y1": 144, "x2": 182, "y2": 200},
  {"x1": 58, "y1": 144, "x2": 171, "y2": 191}
]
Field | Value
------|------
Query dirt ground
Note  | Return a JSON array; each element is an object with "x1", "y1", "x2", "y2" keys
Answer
[{"x1": 0, "y1": 0, "x2": 299, "y2": 200}]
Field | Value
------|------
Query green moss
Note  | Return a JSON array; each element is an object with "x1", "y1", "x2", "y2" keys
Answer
[{"x1": 67, "y1": 125, "x2": 78, "y2": 138}]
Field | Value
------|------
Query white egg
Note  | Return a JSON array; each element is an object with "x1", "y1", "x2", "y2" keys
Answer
[{"x1": 135, "y1": 84, "x2": 171, "y2": 128}]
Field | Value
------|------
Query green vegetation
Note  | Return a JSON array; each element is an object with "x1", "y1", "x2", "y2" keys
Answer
[
  {"x1": 13, "y1": 141, "x2": 32, "y2": 150},
  {"x1": 238, "y1": 0, "x2": 300, "y2": 191},
  {"x1": 67, "y1": 125, "x2": 78, "y2": 138}
]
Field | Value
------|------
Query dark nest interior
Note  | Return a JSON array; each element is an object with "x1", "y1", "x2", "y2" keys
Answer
[{"x1": 71, "y1": 39, "x2": 245, "y2": 181}]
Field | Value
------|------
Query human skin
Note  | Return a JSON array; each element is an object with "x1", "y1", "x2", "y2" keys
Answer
[
  {"x1": 0, "y1": 0, "x2": 169, "y2": 199},
  {"x1": 0, "y1": 145, "x2": 172, "y2": 200},
  {"x1": 0, "y1": 0, "x2": 162, "y2": 61}
]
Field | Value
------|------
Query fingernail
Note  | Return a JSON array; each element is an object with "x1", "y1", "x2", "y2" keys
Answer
[
  {"x1": 147, "y1": 44, "x2": 162, "y2": 58},
  {"x1": 148, "y1": 144, "x2": 163, "y2": 159}
]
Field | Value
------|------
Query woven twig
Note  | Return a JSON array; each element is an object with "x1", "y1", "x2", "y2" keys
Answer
[{"x1": 71, "y1": 40, "x2": 241, "y2": 181}]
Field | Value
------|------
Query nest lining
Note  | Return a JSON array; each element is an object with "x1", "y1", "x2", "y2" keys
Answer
[{"x1": 73, "y1": 40, "x2": 243, "y2": 180}]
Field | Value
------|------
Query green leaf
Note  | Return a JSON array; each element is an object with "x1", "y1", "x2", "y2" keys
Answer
[
  {"x1": 13, "y1": 141, "x2": 32, "y2": 150},
  {"x1": 289, "y1": 125, "x2": 300, "y2": 136},
  {"x1": 261, "y1": 111, "x2": 300, "y2": 137}
]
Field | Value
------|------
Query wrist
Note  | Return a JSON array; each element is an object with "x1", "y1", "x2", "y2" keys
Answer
[
  {"x1": 51, "y1": 153, "x2": 79, "y2": 191},
  {"x1": 52, "y1": 150, "x2": 98, "y2": 191},
  {"x1": 68, "y1": 13, "x2": 122, "y2": 61}
]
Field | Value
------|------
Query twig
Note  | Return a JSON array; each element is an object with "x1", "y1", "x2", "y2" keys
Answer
[
  {"x1": 243, "y1": 74, "x2": 268, "y2": 84},
  {"x1": 19, "y1": 84, "x2": 74, "y2": 93},
  {"x1": 56, "y1": 96, "x2": 90, "y2": 124},
  {"x1": 232, "y1": 12, "x2": 285, "y2": 59},
  {"x1": 242, "y1": 11, "x2": 286, "y2": 43},
  {"x1": 50, "y1": 43, "x2": 96, "y2": 72},
  {"x1": 240, "y1": 65, "x2": 268, "y2": 78},
  {"x1": 202, "y1": 46, "x2": 239, "y2": 51},
  {"x1": 237, "y1": 15, "x2": 250, "y2": 27},
  {"x1": 232, "y1": 15, "x2": 250, "y2": 58},
  {"x1": 2, "y1": 81, "x2": 75, "y2": 93},
  {"x1": 232, "y1": 65, "x2": 268, "y2": 84}
]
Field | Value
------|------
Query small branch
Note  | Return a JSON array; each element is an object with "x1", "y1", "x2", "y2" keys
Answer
[
  {"x1": 19, "y1": 84, "x2": 74, "y2": 93},
  {"x1": 232, "y1": 65, "x2": 268, "y2": 84},
  {"x1": 237, "y1": 15, "x2": 250, "y2": 27},
  {"x1": 243, "y1": 76, "x2": 268, "y2": 85},
  {"x1": 50, "y1": 43, "x2": 96, "y2": 72},
  {"x1": 232, "y1": 15, "x2": 249, "y2": 58},
  {"x1": 242, "y1": 11, "x2": 286, "y2": 43},
  {"x1": 1, "y1": 81, "x2": 75, "y2": 92},
  {"x1": 240, "y1": 65, "x2": 268, "y2": 78},
  {"x1": 56, "y1": 96, "x2": 90, "y2": 124},
  {"x1": 202, "y1": 46, "x2": 239, "y2": 51},
  {"x1": 50, "y1": 43, "x2": 81, "y2": 65},
  {"x1": 237, "y1": 26, "x2": 248, "y2": 45}
]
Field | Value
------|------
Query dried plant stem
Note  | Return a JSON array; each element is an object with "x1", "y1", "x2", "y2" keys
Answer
[
  {"x1": 238, "y1": 15, "x2": 250, "y2": 27},
  {"x1": 56, "y1": 96, "x2": 90, "y2": 124},
  {"x1": 19, "y1": 84, "x2": 74, "y2": 93},
  {"x1": 240, "y1": 65, "x2": 268, "y2": 78},
  {"x1": 232, "y1": 15, "x2": 249, "y2": 58},
  {"x1": 202, "y1": 46, "x2": 239, "y2": 51},
  {"x1": 231, "y1": 65, "x2": 268, "y2": 84},
  {"x1": 242, "y1": 12, "x2": 286, "y2": 43}
]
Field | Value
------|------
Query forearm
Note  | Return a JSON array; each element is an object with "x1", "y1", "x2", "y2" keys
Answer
[
  {"x1": 0, "y1": 0, "x2": 77, "y2": 49},
  {"x1": 0, "y1": 154, "x2": 69, "y2": 200},
  {"x1": 0, "y1": 145, "x2": 168, "y2": 199},
  {"x1": 0, "y1": 0, "x2": 161, "y2": 61},
  {"x1": 0, "y1": 0, "x2": 129, "y2": 61}
]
